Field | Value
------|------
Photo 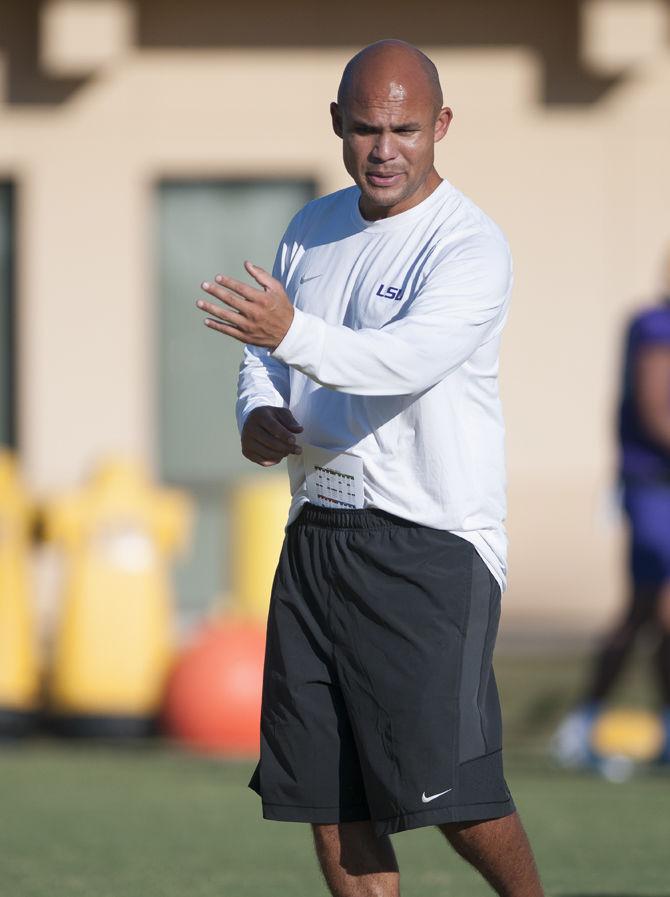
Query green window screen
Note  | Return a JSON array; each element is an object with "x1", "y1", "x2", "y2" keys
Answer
[
  {"x1": 0, "y1": 183, "x2": 15, "y2": 449},
  {"x1": 156, "y1": 180, "x2": 315, "y2": 616}
]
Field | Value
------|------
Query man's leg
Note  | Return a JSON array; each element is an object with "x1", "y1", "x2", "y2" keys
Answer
[
  {"x1": 552, "y1": 586, "x2": 655, "y2": 766},
  {"x1": 654, "y1": 582, "x2": 670, "y2": 704},
  {"x1": 584, "y1": 585, "x2": 656, "y2": 702},
  {"x1": 654, "y1": 581, "x2": 670, "y2": 759},
  {"x1": 312, "y1": 821, "x2": 400, "y2": 897},
  {"x1": 311, "y1": 812, "x2": 543, "y2": 897},
  {"x1": 440, "y1": 811, "x2": 544, "y2": 897}
]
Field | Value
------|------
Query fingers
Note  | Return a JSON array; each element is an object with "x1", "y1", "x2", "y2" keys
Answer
[
  {"x1": 242, "y1": 434, "x2": 286, "y2": 466},
  {"x1": 196, "y1": 267, "x2": 291, "y2": 351},
  {"x1": 242, "y1": 407, "x2": 304, "y2": 460},
  {"x1": 244, "y1": 260, "x2": 275, "y2": 290},
  {"x1": 251, "y1": 424, "x2": 302, "y2": 457},
  {"x1": 198, "y1": 282, "x2": 248, "y2": 313},
  {"x1": 242, "y1": 433, "x2": 287, "y2": 464},
  {"x1": 203, "y1": 317, "x2": 247, "y2": 343},
  {"x1": 198, "y1": 266, "x2": 278, "y2": 311},
  {"x1": 212, "y1": 273, "x2": 260, "y2": 302},
  {"x1": 274, "y1": 407, "x2": 304, "y2": 433},
  {"x1": 197, "y1": 298, "x2": 244, "y2": 325},
  {"x1": 257, "y1": 419, "x2": 302, "y2": 455}
]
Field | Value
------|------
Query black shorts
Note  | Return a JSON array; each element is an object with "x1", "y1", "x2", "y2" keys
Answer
[{"x1": 249, "y1": 503, "x2": 515, "y2": 837}]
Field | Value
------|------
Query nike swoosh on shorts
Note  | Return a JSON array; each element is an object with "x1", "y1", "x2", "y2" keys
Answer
[{"x1": 421, "y1": 788, "x2": 453, "y2": 803}]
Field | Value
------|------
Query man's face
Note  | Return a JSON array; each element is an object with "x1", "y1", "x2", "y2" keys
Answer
[{"x1": 331, "y1": 82, "x2": 451, "y2": 219}]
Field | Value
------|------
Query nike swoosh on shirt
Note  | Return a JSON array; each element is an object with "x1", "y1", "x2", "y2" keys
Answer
[
  {"x1": 421, "y1": 788, "x2": 453, "y2": 803},
  {"x1": 300, "y1": 274, "x2": 322, "y2": 284}
]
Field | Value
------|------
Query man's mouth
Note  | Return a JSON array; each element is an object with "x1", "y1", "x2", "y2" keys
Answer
[{"x1": 366, "y1": 172, "x2": 403, "y2": 187}]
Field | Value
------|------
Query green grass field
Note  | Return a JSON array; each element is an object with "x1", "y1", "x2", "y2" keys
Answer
[{"x1": 2, "y1": 653, "x2": 669, "y2": 897}]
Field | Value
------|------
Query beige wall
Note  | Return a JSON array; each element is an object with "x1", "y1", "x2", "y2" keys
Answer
[{"x1": 1, "y1": 1, "x2": 670, "y2": 632}]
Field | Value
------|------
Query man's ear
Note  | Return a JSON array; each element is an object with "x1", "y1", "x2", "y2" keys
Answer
[
  {"x1": 330, "y1": 102, "x2": 343, "y2": 139},
  {"x1": 434, "y1": 106, "x2": 453, "y2": 143}
]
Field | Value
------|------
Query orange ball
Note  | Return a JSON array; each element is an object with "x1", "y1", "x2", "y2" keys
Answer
[{"x1": 163, "y1": 619, "x2": 265, "y2": 756}]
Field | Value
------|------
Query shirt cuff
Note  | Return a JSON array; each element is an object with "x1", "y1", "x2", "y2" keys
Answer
[{"x1": 270, "y1": 307, "x2": 326, "y2": 372}]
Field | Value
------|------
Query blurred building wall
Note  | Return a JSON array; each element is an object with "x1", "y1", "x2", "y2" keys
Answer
[{"x1": 1, "y1": 0, "x2": 669, "y2": 633}]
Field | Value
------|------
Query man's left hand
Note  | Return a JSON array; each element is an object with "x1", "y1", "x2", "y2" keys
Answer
[{"x1": 196, "y1": 260, "x2": 294, "y2": 350}]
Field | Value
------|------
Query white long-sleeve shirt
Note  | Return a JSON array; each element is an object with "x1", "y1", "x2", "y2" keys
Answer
[{"x1": 236, "y1": 178, "x2": 512, "y2": 589}]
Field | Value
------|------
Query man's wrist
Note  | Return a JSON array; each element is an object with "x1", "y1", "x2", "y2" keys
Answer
[
  {"x1": 270, "y1": 306, "x2": 302, "y2": 359},
  {"x1": 271, "y1": 306, "x2": 295, "y2": 353}
]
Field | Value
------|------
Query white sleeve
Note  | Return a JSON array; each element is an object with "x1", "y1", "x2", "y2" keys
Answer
[
  {"x1": 269, "y1": 233, "x2": 512, "y2": 397},
  {"x1": 235, "y1": 233, "x2": 294, "y2": 435}
]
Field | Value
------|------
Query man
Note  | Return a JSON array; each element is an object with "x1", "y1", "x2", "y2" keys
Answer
[
  {"x1": 553, "y1": 269, "x2": 670, "y2": 768},
  {"x1": 196, "y1": 39, "x2": 543, "y2": 897}
]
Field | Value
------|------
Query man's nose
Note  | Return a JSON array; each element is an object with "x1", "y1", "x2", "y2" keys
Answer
[{"x1": 370, "y1": 133, "x2": 396, "y2": 162}]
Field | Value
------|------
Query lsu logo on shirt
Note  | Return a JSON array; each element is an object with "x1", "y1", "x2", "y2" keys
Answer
[{"x1": 375, "y1": 283, "x2": 404, "y2": 301}]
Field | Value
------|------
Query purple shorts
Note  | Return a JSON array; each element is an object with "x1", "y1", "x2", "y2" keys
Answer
[{"x1": 623, "y1": 482, "x2": 670, "y2": 585}]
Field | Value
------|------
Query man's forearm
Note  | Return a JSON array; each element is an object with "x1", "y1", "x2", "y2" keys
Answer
[
  {"x1": 236, "y1": 345, "x2": 291, "y2": 435},
  {"x1": 270, "y1": 303, "x2": 507, "y2": 397}
]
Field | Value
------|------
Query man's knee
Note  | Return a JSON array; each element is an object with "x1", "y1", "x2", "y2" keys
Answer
[
  {"x1": 312, "y1": 821, "x2": 398, "y2": 876},
  {"x1": 439, "y1": 811, "x2": 524, "y2": 851}
]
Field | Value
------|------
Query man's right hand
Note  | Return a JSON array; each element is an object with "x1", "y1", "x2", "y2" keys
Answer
[{"x1": 241, "y1": 406, "x2": 304, "y2": 467}]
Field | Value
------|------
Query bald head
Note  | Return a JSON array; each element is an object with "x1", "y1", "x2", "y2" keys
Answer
[{"x1": 337, "y1": 40, "x2": 443, "y2": 118}]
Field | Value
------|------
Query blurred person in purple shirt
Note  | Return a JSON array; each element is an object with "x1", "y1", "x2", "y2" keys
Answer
[{"x1": 554, "y1": 260, "x2": 670, "y2": 767}]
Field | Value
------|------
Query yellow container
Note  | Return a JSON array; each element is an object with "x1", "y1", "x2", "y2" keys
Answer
[
  {"x1": 0, "y1": 450, "x2": 40, "y2": 734},
  {"x1": 45, "y1": 458, "x2": 191, "y2": 732},
  {"x1": 230, "y1": 475, "x2": 291, "y2": 622},
  {"x1": 591, "y1": 707, "x2": 665, "y2": 762}
]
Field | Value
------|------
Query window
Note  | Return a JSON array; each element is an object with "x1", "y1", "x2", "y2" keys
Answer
[{"x1": 156, "y1": 179, "x2": 315, "y2": 615}]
